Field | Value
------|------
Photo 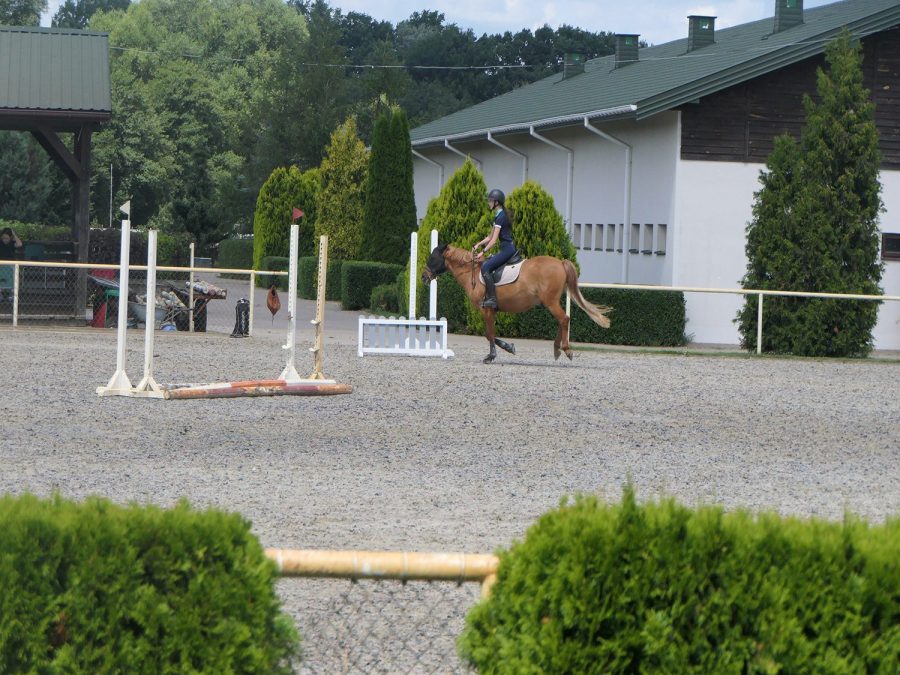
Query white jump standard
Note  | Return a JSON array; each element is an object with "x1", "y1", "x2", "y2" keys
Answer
[{"x1": 97, "y1": 219, "x2": 351, "y2": 400}]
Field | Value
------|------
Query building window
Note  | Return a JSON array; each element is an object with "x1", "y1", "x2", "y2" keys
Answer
[
  {"x1": 594, "y1": 224, "x2": 605, "y2": 251},
  {"x1": 883, "y1": 233, "x2": 900, "y2": 261},
  {"x1": 656, "y1": 224, "x2": 667, "y2": 255},
  {"x1": 573, "y1": 223, "x2": 582, "y2": 249},
  {"x1": 629, "y1": 223, "x2": 640, "y2": 254},
  {"x1": 642, "y1": 224, "x2": 653, "y2": 254}
]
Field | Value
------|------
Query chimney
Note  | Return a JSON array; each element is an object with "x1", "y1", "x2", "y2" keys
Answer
[
  {"x1": 687, "y1": 15, "x2": 716, "y2": 51},
  {"x1": 563, "y1": 53, "x2": 585, "y2": 79},
  {"x1": 774, "y1": 0, "x2": 804, "y2": 33},
  {"x1": 615, "y1": 34, "x2": 640, "y2": 68}
]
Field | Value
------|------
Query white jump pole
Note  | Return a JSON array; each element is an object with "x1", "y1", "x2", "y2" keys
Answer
[
  {"x1": 279, "y1": 222, "x2": 301, "y2": 383},
  {"x1": 134, "y1": 229, "x2": 163, "y2": 396},
  {"x1": 429, "y1": 229, "x2": 438, "y2": 320},
  {"x1": 97, "y1": 202, "x2": 134, "y2": 396},
  {"x1": 408, "y1": 231, "x2": 418, "y2": 320},
  {"x1": 188, "y1": 241, "x2": 195, "y2": 332}
]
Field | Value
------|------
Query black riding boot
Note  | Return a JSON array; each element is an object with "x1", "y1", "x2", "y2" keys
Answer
[{"x1": 481, "y1": 275, "x2": 498, "y2": 309}]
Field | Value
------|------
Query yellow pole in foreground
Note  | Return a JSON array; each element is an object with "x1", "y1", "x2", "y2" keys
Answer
[{"x1": 266, "y1": 548, "x2": 500, "y2": 598}]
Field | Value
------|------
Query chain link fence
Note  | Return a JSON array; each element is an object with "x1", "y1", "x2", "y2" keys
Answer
[
  {"x1": 283, "y1": 577, "x2": 480, "y2": 673},
  {"x1": 0, "y1": 261, "x2": 268, "y2": 335}
]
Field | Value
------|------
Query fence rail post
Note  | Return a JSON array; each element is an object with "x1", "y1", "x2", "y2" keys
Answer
[
  {"x1": 757, "y1": 292, "x2": 764, "y2": 355},
  {"x1": 12, "y1": 263, "x2": 19, "y2": 327}
]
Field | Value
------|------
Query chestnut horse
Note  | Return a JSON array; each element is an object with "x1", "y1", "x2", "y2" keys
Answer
[{"x1": 422, "y1": 244, "x2": 611, "y2": 363}]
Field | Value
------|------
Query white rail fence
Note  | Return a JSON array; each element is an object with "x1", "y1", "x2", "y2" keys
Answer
[{"x1": 576, "y1": 282, "x2": 900, "y2": 354}]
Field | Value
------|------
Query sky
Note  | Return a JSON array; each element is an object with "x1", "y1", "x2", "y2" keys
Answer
[{"x1": 42, "y1": 0, "x2": 837, "y2": 45}]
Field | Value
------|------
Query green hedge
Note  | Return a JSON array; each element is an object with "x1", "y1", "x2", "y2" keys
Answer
[
  {"x1": 435, "y1": 285, "x2": 686, "y2": 345},
  {"x1": 369, "y1": 283, "x2": 400, "y2": 314},
  {"x1": 461, "y1": 488, "x2": 900, "y2": 673},
  {"x1": 258, "y1": 256, "x2": 289, "y2": 289},
  {"x1": 501, "y1": 288, "x2": 687, "y2": 346},
  {"x1": 297, "y1": 257, "x2": 342, "y2": 301},
  {"x1": 340, "y1": 261, "x2": 403, "y2": 310},
  {"x1": 217, "y1": 238, "x2": 254, "y2": 272},
  {"x1": 0, "y1": 494, "x2": 298, "y2": 672}
]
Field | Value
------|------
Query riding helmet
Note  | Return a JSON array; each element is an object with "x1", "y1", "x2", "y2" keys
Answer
[{"x1": 487, "y1": 188, "x2": 505, "y2": 205}]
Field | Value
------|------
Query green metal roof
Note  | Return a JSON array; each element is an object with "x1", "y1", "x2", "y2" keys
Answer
[
  {"x1": 0, "y1": 26, "x2": 110, "y2": 114},
  {"x1": 411, "y1": 0, "x2": 900, "y2": 146}
]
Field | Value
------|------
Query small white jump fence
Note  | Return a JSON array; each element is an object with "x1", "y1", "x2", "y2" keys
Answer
[{"x1": 358, "y1": 230, "x2": 454, "y2": 359}]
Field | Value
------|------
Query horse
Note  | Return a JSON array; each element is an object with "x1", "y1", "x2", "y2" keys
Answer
[{"x1": 422, "y1": 244, "x2": 611, "y2": 364}]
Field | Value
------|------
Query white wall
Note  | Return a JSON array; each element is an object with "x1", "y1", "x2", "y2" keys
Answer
[
  {"x1": 412, "y1": 113, "x2": 680, "y2": 285},
  {"x1": 674, "y1": 159, "x2": 900, "y2": 350},
  {"x1": 875, "y1": 170, "x2": 900, "y2": 350}
]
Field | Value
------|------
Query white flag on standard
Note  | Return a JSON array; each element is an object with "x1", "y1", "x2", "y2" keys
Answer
[{"x1": 119, "y1": 200, "x2": 131, "y2": 218}]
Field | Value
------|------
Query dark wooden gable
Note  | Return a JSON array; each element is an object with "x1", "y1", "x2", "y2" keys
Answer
[{"x1": 680, "y1": 27, "x2": 900, "y2": 168}]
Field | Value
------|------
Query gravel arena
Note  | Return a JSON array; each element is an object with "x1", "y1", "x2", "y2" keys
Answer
[{"x1": 2, "y1": 278, "x2": 898, "y2": 672}]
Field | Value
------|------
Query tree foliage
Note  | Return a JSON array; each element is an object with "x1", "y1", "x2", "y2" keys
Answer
[
  {"x1": 52, "y1": 0, "x2": 130, "y2": 28},
  {"x1": 315, "y1": 116, "x2": 368, "y2": 260},
  {"x1": 253, "y1": 165, "x2": 320, "y2": 271},
  {"x1": 1, "y1": 0, "x2": 619, "y2": 250},
  {"x1": 0, "y1": 132, "x2": 69, "y2": 225},
  {"x1": 0, "y1": 0, "x2": 46, "y2": 25},
  {"x1": 737, "y1": 32, "x2": 883, "y2": 356},
  {"x1": 360, "y1": 107, "x2": 416, "y2": 264},
  {"x1": 89, "y1": 0, "x2": 308, "y2": 248}
]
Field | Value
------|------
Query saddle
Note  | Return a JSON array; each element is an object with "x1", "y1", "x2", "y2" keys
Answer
[{"x1": 480, "y1": 251, "x2": 525, "y2": 286}]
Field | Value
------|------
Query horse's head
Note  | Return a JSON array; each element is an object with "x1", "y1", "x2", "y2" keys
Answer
[{"x1": 421, "y1": 244, "x2": 449, "y2": 283}]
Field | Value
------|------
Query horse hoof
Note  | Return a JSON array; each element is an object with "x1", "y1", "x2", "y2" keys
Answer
[
  {"x1": 565, "y1": 350, "x2": 574, "y2": 361},
  {"x1": 554, "y1": 348, "x2": 561, "y2": 361},
  {"x1": 483, "y1": 355, "x2": 496, "y2": 364}
]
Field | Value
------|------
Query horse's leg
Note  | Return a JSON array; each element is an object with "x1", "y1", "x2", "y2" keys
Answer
[
  {"x1": 483, "y1": 309, "x2": 498, "y2": 364},
  {"x1": 546, "y1": 299, "x2": 572, "y2": 360},
  {"x1": 494, "y1": 337, "x2": 515, "y2": 354}
]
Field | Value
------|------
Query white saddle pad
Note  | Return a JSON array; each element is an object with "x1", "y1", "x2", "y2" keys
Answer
[{"x1": 479, "y1": 260, "x2": 525, "y2": 287}]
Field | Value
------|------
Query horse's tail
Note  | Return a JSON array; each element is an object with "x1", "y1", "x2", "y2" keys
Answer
[{"x1": 563, "y1": 260, "x2": 611, "y2": 329}]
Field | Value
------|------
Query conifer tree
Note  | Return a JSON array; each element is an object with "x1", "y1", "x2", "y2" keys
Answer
[
  {"x1": 360, "y1": 108, "x2": 417, "y2": 264},
  {"x1": 253, "y1": 165, "x2": 319, "y2": 269},
  {"x1": 315, "y1": 116, "x2": 368, "y2": 260},
  {"x1": 738, "y1": 32, "x2": 883, "y2": 356}
]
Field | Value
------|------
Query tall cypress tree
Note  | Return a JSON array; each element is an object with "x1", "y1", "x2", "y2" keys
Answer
[
  {"x1": 360, "y1": 108, "x2": 417, "y2": 264},
  {"x1": 738, "y1": 32, "x2": 883, "y2": 356},
  {"x1": 360, "y1": 111, "x2": 392, "y2": 261},
  {"x1": 314, "y1": 116, "x2": 368, "y2": 261}
]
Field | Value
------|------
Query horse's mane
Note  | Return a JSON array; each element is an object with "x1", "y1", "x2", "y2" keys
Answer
[{"x1": 445, "y1": 245, "x2": 474, "y2": 266}]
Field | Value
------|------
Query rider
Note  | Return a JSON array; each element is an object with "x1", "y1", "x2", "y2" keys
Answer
[{"x1": 473, "y1": 188, "x2": 515, "y2": 309}]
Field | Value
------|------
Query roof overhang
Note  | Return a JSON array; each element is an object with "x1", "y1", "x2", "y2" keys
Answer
[
  {"x1": 0, "y1": 108, "x2": 110, "y2": 131},
  {"x1": 411, "y1": 104, "x2": 638, "y2": 149}
]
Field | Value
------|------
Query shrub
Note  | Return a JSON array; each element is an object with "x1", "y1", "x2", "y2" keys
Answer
[
  {"x1": 369, "y1": 283, "x2": 400, "y2": 314},
  {"x1": 461, "y1": 487, "x2": 900, "y2": 673},
  {"x1": 315, "y1": 117, "x2": 368, "y2": 261},
  {"x1": 737, "y1": 33, "x2": 883, "y2": 357},
  {"x1": 297, "y1": 257, "x2": 342, "y2": 301},
  {"x1": 341, "y1": 261, "x2": 403, "y2": 310},
  {"x1": 0, "y1": 493, "x2": 298, "y2": 672},
  {"x1": 259, "y1": 255, "x2": 289, "y2": 290},
  {"x1": 410, "y1": 159, "x2": 489, "y2": 317},
  {"x1": 361, "y1": 108, "x2": 416, "y2": 265},
  {"x1": 0, "y1": 221, "x2": 71, "y2": 242},
  {"x1": 252, "y1": 166, "x2": 319, "y2": 272},
  {"x1": 217, "y1": 238, "x2": 254, "y2": 271}
]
